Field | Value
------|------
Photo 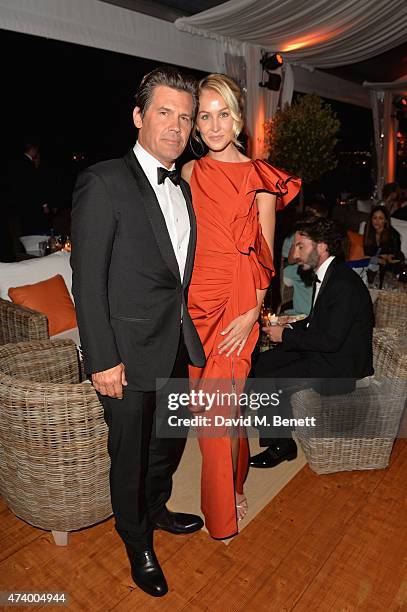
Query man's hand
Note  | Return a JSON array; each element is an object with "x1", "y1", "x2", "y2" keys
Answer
[
  {"x1": 262, "y1": 324, "x2": 284, "y2": 343},
  {"x1": 92, "y1": 363, "x2": 127, "y2": 399}
]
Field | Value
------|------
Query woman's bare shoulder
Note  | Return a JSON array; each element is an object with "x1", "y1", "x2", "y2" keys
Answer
[{"x1": 181, "y1": 159, "x2": 196, "y2": 183}]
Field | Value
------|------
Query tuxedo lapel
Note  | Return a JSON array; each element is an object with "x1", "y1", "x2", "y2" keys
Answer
[
  {"x1": 180, "y1": 179, "x2": 196, "y2": 289},
  {"x1": 124, "y1": 150, "x2": 180, "y2": 282},
  {"x1": 314, "y1": 258, "x2": 337, "y2": 308},
  {"x1": 307, "y1": 258, "x2": 337, "y2": 325}
]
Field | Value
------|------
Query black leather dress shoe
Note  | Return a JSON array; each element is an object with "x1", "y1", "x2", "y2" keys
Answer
[
  {"x1": 249, "y1": 440, "x2": 298, "y2": 468},
  {"x1": 154, "y1": 509, "x2": 204, "y2": 535},
  {"x1": 125, "y1": 545, "x2": 168, "y2": 597}
]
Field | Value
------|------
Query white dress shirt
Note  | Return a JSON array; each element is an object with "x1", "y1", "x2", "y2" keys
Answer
[
  {"x1": 133, "y1": 142, "x2": 190, "y2": 282},
  {"x1": 313, "y1": 255, "x2": 335, "y2": 305}
]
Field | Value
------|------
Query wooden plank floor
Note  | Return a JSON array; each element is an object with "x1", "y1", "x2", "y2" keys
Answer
[{"x1": 1, "y1": 439, "x2": 406, "y2": 611}]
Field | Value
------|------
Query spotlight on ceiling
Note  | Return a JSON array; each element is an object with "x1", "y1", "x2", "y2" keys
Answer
[
  {"x1": 394, "y1": 95, "x2": 407, "y2": 121},
  {"x1": 394, "y1": 95, "x2": 407, "y2": 110},
  {"x1": 259, "y1": 73, "x2": 282, "y2": 91},
  {"x1": 259, "y1": 52, "x2": 283, "y2": 90},
  {"x1": 260, "y1": 52, "x2": 283, "y2": 73}
]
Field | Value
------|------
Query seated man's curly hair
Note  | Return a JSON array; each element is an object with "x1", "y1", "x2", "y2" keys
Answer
[{"x1": 295, "y1": 217, "x2": 344, "y2": 258}]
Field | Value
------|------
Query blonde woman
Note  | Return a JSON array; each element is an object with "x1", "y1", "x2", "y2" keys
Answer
[{"x1": 182, "y1": 74, "x2": 300, "y2": 539}]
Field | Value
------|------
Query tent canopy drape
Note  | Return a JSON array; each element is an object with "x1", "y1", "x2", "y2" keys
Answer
[
  {"x1": 0, "y1": 0, "x2": 224, "y2": 73},
  {"x1": 175, "y1": 0, "x2": 407, "y2": 70},
  {"x1": 176, "y1": 0, "x2": 407, "y2": 169},
  {"x1": 1, "y1": 0, "x2": 405, "y2": 173}
]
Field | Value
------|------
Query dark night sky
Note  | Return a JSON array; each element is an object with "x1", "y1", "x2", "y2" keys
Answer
[
  {"x1": 1, "y1": 26, "x2": 378, "y2": 201},
  {"x1": 0, "y1": 28, "x2": 206, "y2": 167},
  {"x1": 1, "y1": 28, "x2": 375, "y2": 159}
]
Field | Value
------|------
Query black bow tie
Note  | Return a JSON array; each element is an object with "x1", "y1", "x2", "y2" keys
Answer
[
  {"x1": 298, "y1": 266, "x2": 321, "y2": 286},
  {"x1": 157, "y1": 167, "x2": 180, "y2": 186},
  {"x1": 311, "y1": 271, "x2": 321, "y2": 284}
]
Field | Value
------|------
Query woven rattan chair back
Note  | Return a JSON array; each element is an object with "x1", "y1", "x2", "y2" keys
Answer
[
  {"x1": 0, "y1": 298, "x2": 49, "y2": 345},
  {"x1": 291, "y1": 328, "x2": 407, "y2": 474},
  {"x1": 0, "y1": 339, "x2": 111, "y2": 545},
  {"x1": 374, "y1": 291, "x2": 407, "y2": 332}
]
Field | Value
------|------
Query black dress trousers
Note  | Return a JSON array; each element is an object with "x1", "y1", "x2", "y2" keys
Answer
[{"x1": 100, "y1": 332, "x2": 189, "y2": 551}]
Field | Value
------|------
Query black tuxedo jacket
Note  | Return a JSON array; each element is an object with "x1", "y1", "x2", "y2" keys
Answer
[
  {"x1": 9, "y1": 156, "x2": 44, "y2": 233},
  {"x1": 280, "y1": 258, "x2": 374, "y2": 379},
  {"x1": 71, "y1": 149, "x2": 205, "y2": 391}
]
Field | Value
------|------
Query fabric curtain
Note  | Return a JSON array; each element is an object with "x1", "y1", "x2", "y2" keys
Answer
[
  {"x1": 0, "y1": 0, "x2": 224, "y2": 73},
  {"x1": 176, "y1": 0, "x2": 407, "y2": 165},
  {"x1": 225, "y1": 50, "x2": 247, "y2": 94},
  {"x1": 280, "y1": 63, "x2": 295, "y2": 109},
  {"x1": 383, "y1": 92, "x2": 397, "y2": 185},
  {"x1": 222, "y1": 42, "x2": 281, "y2": 158},
  {"x1": 175, "y1": 0, "x2": 407, "y2": 69},
  {"x1": 370, "y1": 90, "x2": 385, "y2": 199},
  {"x1": 369, "y1": 90, "x2": 398, "y2": 198}
]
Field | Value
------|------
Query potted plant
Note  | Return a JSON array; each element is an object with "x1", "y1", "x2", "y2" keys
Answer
[{"x1": 264, "y1": 94, "x2": 340, "y2": 207}]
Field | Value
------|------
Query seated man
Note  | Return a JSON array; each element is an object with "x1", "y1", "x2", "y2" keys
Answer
[
  {"x1": 249, "y1": 217, "x2": 374, "y2": 468},
  {"x1": 281, "y1": 200, "x2": 329, "y2": 315}
]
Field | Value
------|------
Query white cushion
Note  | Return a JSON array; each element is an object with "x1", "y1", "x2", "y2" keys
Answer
[
  {"x1": 356, "y1": 199, "x2": 372, "y2": 213},
  {"x1": 355, "y1": 375, "x2": 373, "y2": 389},
  {"x1": 51, "y1": 326, "x2": 81, "y2": 347},
  {"x1": 358, "y1": 221, "x2": 366, "y2": 235},
  {"x1": 391, "y1": 218, "x2": 407, "y2": 258},
  {"x1": 19, "y1": 235, "x2": 48, "y2": 255},
  {"x1": 0, "y1": 251, "x2": 73, "y2": 301}
]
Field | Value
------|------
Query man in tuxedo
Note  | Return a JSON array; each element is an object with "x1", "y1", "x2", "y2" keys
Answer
[
  {"x1": 71, "y1": 67, "x2": 205, "y2": 598},
  {"x1": 10, "y1": 143, "x2": 50, "y2": 235},
  {"x1": 249, "y1": 217, "x2": 374, "y2": 468}
]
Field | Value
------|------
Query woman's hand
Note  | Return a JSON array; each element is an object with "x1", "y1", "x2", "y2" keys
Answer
[
  {"x1": 218, "y1": 306, "x2": 260, "y2": 357},
  {"x1": 379, "y1": 254, "x2": 400, "y2": 264}
]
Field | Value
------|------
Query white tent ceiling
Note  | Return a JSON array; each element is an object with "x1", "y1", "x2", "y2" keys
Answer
[
  {"x1": 175, "y1": 0, "x2": 407, "y2": 70},
  {"x1": 1, "y1": 0, "x2": 405, "y2": 181},
  {"x1": 0, "y1": 0, "x2": 224, "y2": 73}
]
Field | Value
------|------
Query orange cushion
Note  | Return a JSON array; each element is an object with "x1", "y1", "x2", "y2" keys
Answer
[
  {"x1": 8, "y1": 274, "x2": 77, "y2": 336},
  {"x1": 347, "y1": 230, "x2": 365, "y2": 260}
]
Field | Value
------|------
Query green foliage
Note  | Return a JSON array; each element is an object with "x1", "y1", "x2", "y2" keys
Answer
[{"x1": 265, "y1": 94, "x2": 340, "y2": 184}]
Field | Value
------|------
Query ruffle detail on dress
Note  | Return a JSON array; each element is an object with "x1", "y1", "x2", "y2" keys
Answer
[
  {"x1": 230, "y1": 193, "x2": 273, "y2": 267},
  {"x1": 249, "y1": 237, "x2": 274, "y2": 288},
  {"x1": 230, "y1": 159, "x2": 300, "y2": 261},
  {"x1": 231, "y1": 217, "x2": 274, "y2": 316},
  {"x1": 244, "y1": 160, "x2": 301, "y2": 212}
]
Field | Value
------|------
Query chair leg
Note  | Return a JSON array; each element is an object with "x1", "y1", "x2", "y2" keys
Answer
[{"x1": 52, "y1": 530, "x2": 68, "y2": 546}]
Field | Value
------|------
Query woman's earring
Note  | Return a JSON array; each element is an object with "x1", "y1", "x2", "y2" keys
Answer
[{"x1": 189, "y1": 132, "x2": 206, "y2": 158}]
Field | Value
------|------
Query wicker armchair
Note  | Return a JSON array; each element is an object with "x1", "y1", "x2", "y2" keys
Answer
[
  {"x1": 374, "y1": 291, "x2": 407, "y2": 332},
  {"x1": 0, "y1": 339, "x2": 111, "y2": 545},
  {"x1": 291, "y1": 328, "x2": 407, "y2": 474},
  {"x1": 0, "y1": 298, "x2": 49, "y2": 345}
]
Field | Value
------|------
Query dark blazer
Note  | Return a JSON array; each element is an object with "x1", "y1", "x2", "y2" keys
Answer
[
  {"x1": 9, "y1": 155, "x2": 45, "y2": 234},
  {"x1": 255, "y1": 258, "x2": 374, "y2": 385},
  {"x1": 280, "y1": 258, "x2": 374, "y2": 379},
  {"x1": 71, "y1": 149, "x2": 205, "y2": 391},
  {"x1": 392, "y1": 206, "x2": 407, "y2": 221}
]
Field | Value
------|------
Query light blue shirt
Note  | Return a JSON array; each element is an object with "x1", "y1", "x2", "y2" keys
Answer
[{"x1": 283, "y1": 264, "x2": 312, "y2": 315}]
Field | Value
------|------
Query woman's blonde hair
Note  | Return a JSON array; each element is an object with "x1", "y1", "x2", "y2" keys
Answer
[{"x1": 192, "y1": 73, "x2": 245, "y2": 149}]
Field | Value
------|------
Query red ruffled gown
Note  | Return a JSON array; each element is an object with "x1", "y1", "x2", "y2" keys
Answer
[{"x1": 188, "y1": 157, "x2": 300, "y2": 538}]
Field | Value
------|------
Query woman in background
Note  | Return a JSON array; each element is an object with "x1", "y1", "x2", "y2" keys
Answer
[
  {"x1": 182, "y1": 74, "x2": 300, "y2": 539},
  {"x1": 364, "y1": 205, "x2": 404, "y2": 273}
]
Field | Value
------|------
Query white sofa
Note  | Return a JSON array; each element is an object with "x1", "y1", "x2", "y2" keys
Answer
[
  {"x1": 0, "y1": 251, "x2": 80, "y2": 345},
  {"x1": 19, "y1": 234, "x2": 49, "y2": 257}
]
